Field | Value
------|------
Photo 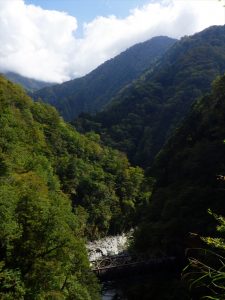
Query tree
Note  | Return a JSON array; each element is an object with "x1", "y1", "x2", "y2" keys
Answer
[{"x1": 184, "y1": 210, "x2": 225, "y2": 299}]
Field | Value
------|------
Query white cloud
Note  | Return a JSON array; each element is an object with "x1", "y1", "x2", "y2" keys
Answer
[
  {"x1": 0, "y1": 0, "x2": 224, "y2": 82},
  {"x1": 0, "y1": 0, "x2": 77, "y2": 82}
]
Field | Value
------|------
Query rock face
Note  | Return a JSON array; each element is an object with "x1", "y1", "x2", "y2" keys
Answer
[{"x1": 87, "y1": 233, "x2": 130, "y2": 261}]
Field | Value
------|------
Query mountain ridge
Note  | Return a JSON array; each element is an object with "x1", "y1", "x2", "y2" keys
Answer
[
  {"x1": 75, "y1": 25, "x2": 225, "y2": 168},
  {"x1": 3, "y1": 71, "x2": 54, "y2": 92},
  {"x1": 33, "y1": 36, "x2": 177, "y2": 120}
]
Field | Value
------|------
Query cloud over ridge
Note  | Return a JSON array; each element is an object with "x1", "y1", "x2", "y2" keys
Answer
[{"x1": 0, "y1": 0, "x2": 224, "y2": 82}]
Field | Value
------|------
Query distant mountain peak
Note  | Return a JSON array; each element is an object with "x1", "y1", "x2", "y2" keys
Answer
[
  {"x1": 74, "y1": 25, "x2": 225, "y2": 168},
  {"x1": 33, "y1": 36, "x2": 177, "y2": 120},
  {"x1": 3, "y1": 71, "x2": 54, "y2": 92}
]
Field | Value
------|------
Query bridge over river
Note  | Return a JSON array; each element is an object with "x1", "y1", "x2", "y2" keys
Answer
[
  {"x1": 87, "y1": 233, "x2": 177, "y2": 280},
  {"x1": 90, "y1": 254, "x2": 177, "y2": 280}
]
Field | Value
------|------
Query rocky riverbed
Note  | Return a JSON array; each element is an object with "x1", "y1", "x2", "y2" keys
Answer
[{"x1": 86, "y1": 232, "x2": 131, "y2": 261}]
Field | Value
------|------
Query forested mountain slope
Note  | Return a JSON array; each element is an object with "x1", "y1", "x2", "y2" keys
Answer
[
  {"x1": 3, "y1": 71, "x2": 53, "y2": 91},
  {"x1": 134, "y1": 74, "x2": 225, "y2": 257},
  {"x1": 33, "y1": 36, "x2": 176, "y2": 120},
  {"x1": 75, "y1": 25, "x2": 225, "y2": 168},
  {"x1": 0, "y1": 76, "x2": 149, "y2": 298}
]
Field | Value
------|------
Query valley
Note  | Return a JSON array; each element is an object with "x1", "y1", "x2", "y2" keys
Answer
[{"x1": 0, "y1": 10, "x2": 225, "y2": 299}]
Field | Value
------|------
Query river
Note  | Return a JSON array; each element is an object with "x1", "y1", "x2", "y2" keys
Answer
[
  {"x1": 101, "y1": 271, "x2": 191, "y2": 300},
  {"x1": 87, "y1": 234, "x2": 190, "y2": 299}
]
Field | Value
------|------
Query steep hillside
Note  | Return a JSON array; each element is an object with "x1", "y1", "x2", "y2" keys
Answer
[
  {"x1": 75, "y1": 25, "x2": 225, "y2": 168},
  {"x1": 134, "y1": 74, "x2": 225, "y2": 256},
  {"x1": 33, "y1": 36, "x2": 176, "y2": 120},
  {"x1": 0, "y1": 76, "x2": 149, "y2": 298},
  {"x1": 3, "y1": 71, "x2": 53, "y2": 91}
]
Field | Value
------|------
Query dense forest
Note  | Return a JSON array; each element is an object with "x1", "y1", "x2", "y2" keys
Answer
[
  {"x1": 128, "y1": 74, "x2": 225, "y2": 299},
  {"x1": 1, "y1": 22, "x2": 225, "y2": 300},
  {"x1": 0, "y1": 76, "x2": 150, "y2": 299},
  {"x1": 75, "y1": 25, "x2": 225, "y2": 169},
  {"x1": 134, "y1": 74, "x2": 225, "y2": 257},
  {"x1": 33, "y1": 36, "x2": 176, "y2": 120}
]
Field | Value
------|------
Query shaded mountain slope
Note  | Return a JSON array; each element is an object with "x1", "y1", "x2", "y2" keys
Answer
[
  {"x1": 75, "y1": 25, "x2": 225, "y2": 168},
  {"x1": 33, "y1": 36, "x2": 176, "y2": 120},
  {"x1": 134, "y1": 74, "x2": 225, "y2": 256}
]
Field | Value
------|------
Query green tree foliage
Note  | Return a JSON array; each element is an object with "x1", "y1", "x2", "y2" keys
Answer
[
  {"x1": 133, "y1": 74, "x2": 225, "y2": 257},
  {"x1": 184, "y1": 210, "x2": 225, "y2": 299},
  {"x1": 0, "y1": 75, "x2": 150, "y2": 298},
  {"x1": 0, "y1": 76, "x2": 100, "y2": 298},
  {"x1": 33, "y1": 36, "x2": 176, "y2": 120},
  {"x1": 31, "y1": 103, "x2": 150, "y2": 237},
  {"x1": 75, "y1": 25, "x2": 225, "y2": 168}
]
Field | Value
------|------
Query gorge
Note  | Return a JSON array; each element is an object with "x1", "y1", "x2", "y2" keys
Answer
[{"x1": 0, "y1": 22, "x2": 225, "y2": 299}]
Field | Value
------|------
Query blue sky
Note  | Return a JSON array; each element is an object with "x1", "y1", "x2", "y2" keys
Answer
[
  {"x1": 1, "y1": 0, "x2": 224, "y2": 82},
  {"x1": 25, "y1": 0, "x2": 151, "y2": 36}
]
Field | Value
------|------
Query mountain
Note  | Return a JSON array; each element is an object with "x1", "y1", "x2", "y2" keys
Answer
[
  {"x1": 134, "y1": 74, "x2": 225, "y2": 257},
  {"x1": 33, "y1": 36, "x2": 177, "y2": 120},
  {"x1": 0, "y1": 75, "x2": 149, "y2": 298},
  {"x1": 3, "y1": 71, "x2": 53, "y2": 91},
  {"x1": 75, "y1": 25, "x2": 225, "y2": 168}
]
